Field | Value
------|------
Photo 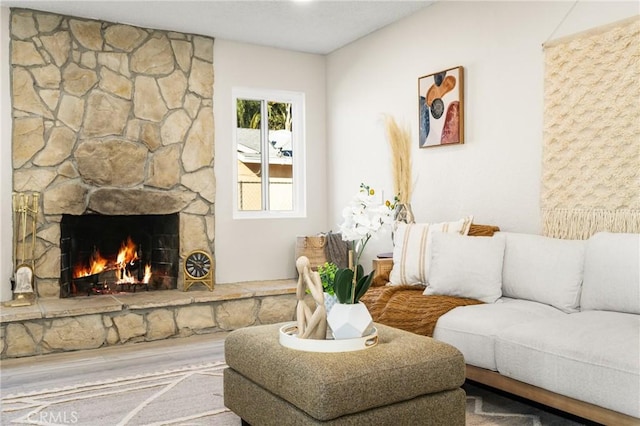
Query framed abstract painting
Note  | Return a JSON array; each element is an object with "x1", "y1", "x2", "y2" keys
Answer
[{"x1": 418, "y1": 66, "x2": 464, "y2": 148}]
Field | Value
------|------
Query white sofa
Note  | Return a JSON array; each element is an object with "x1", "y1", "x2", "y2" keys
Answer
[{"x1": 432, "y1": 231, "x2": 640, "y2": 425}]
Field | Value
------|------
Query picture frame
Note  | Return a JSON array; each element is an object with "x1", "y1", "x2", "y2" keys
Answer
[{"x1": 418, "y1": 66, "x2": 464, "y2": 148}]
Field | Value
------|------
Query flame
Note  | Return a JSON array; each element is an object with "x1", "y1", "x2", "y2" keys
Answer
[
  {"x1": 143, "y1": 264, "x2": 152, "y2": 283},
  {"x1": 74, "y1": 250, "x2": 108, "y2": 278},
  {"x1": 73, "y1": 236, "x2": 152, "y2": 285},
  {"x1": 116, "y1": 236, "x2": 139, "y2": 268},
  {"x1": 118, "y1": 269, "x2": 136, "y2": 284}
]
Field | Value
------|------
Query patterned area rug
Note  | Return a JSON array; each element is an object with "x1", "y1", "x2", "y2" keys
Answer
[
  {"x1": 1, "y1": 362, "x2": 238, "y2": 426},
  {"x1": 463, "y1": 382, "x2": 586, "y2": 426},
  {"x1": 1, "y1": 361, "x2": 588, "y2": 426}
]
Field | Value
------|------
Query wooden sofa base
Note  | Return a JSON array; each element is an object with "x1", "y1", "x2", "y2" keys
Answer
[{"x1": 466, "y1": 365, "x2": 639, "y2": 426}]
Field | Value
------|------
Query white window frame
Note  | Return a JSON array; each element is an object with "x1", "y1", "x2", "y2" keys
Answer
[{"x1": 232, "y1": 87, "x2": 306, "y2": 219}]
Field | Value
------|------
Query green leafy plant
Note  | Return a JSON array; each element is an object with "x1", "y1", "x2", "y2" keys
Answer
[
  {"x1": 317, "y1": 262, "x2": 338, "y2": 296},
  {"x1": 333, "y1": 264, "x2": 373, "y2": 304}
]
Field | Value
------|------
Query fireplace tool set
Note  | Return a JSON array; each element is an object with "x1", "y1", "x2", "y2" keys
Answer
[{"x1": 5, "y1": 192, "x2": 39, "y2": 307}]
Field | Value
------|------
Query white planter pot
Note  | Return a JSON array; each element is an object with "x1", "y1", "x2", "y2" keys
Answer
[
  {"x1": 327, "y1": 302, "x2": 373, "y2": 340},
  {"x1": 324, "y1": 292, "x2": 338, "y2": 314}
]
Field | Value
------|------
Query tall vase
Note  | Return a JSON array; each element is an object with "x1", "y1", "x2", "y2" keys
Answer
[
  {"x1": 327, "y1": 302, "x2": 373, "y2": 340},
  {"x1": 393, "y1": 203, "x2": 415, "y2": 244},
  {"x1": 394, "y1": 203, "x2": 415, "y2": 224}
]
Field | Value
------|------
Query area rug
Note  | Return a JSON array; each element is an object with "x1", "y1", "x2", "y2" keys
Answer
[{"x1": 1, "y1": 362, "x2": 586, "y2": 425}]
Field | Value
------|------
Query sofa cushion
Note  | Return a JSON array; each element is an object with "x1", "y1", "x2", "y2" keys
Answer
[
  {"x1": 389, "y1": 217, "x2": 473, "y2": 286},
  {"x1": 433, "y1": 298, "x2": 566, "y2": 371},
  {"x1": 495, "y1": 311, "x2": 640, "y2": 418},
  {"x1": 581, "y1": 232, "x2": 640, "y2": 314},
  {"x1": 500, "y1": 232, "x2": 585, "y2": 313},
  {"x1": 424, "y1": 233, "x2": 505, "y2": 303}
]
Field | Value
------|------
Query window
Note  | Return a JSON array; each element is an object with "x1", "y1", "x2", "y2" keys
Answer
[{"x1": 232, "y1": 88, "x2": 306, "y2": 218}]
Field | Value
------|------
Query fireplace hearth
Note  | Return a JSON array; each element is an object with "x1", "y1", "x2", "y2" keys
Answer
[{"x1": 60, "y1": 214, "x2": 179, "y2": 297}]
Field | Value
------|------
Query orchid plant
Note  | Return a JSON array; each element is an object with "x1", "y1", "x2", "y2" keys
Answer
[{"x1": 335, "y1": 183, "x2": 396, "y2": 304}]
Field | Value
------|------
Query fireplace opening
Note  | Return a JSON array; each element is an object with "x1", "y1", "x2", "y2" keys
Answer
[{"x1": 60, "y1": 214, "x2": 179, "y2": 297}]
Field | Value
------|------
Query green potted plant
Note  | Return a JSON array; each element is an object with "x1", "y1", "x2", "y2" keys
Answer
[
  {"x1": 317, "y1": 262, "x2": 339, "y2": 313},
  {"x1": 333, "y1": 264, "x2": 373, "y2": 305},
  {"x1": 317, "y1": 262, "x2": 337, "y2": 296}
]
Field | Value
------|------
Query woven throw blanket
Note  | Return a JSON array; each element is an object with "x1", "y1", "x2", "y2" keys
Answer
[
  {"x1": 361, "y1": 285, "x2": 483, "y2": 337},
  {"x1": 541, "y1": 17, "x2": 640, "y2": 239},
  {"x1": 325, "y1": 232, "x2": 349, "y2": 269}
]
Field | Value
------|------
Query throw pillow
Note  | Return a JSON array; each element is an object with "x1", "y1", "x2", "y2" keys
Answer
[
  {"x1": 424, "y1": 232, "x2": 506, "y2": 303},
  {"x1": 388, "y1": 216, "x2": 473, "y2": 286},
  {"x1": 501, "y1": 232, "x2": 585, "y2": 313}
]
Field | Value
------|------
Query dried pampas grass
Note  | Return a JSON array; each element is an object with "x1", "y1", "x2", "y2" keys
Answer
[{"x1": 383, "y1": 115, "x2": 412, "y2": 204}]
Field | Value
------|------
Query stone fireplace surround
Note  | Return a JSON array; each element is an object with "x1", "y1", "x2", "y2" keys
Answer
[
  {"x1": 10, "y1": 8, "x2": 215, "y2": 297},
  {"x1": 3, "y1": 9, "x2": 298, "y2": 358}
]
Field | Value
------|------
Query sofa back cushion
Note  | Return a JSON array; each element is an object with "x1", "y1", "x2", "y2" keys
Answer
[
  {"x1": 424, "y1": 233, "x2": 505, "y2": 303},
  {"x1": 581, "y1": 232, "x2": 640, "y2": 314},
  {"x1": 501, "y1": 232, "x2": 585, "y2": 313}
]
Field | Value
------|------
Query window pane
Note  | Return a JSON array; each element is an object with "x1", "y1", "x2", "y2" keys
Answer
[
  {"x1": 236, "y1": 99, "x2": 262, "y2": 211},
  {"x1": 268, "y1": 101, "x2": 293, "y2": 211},
  {"x1": 233, "y1": 88, "x2": 305, "y2": 218}
]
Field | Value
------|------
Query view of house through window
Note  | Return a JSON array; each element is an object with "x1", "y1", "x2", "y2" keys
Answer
[{"x1": 234, "y1": 89, "x2": 304, "y2": 216}]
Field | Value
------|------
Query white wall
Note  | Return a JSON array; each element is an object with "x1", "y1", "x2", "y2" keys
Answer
[
  {"x1": 214, "y1": 39, "x2": 327, "y2": 283},
  {"x1": 326, "y1": 1, "x2": 639, "y2": 270},
  {"x1": 1, "y1": 7, "x2": 12, "y2": 301},
  {"x1": 3, "y1": 3, "x2": 636, "y2": 288}
]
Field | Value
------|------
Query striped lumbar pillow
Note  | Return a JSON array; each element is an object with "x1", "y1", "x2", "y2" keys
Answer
[{"x1": 389, "y1": 216, "x2": 473, "y2": 286}]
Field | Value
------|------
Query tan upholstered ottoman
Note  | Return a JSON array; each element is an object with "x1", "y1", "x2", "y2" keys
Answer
[{"x1": 224, "y1": 323, "x2": 466, "y2": 425}]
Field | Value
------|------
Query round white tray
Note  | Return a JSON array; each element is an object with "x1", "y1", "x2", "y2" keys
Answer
[{"x1": 278, "y1": 322, "x2": 378, "y2": 353}]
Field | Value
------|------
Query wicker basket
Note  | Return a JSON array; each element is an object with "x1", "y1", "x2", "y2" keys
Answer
[{"x1": 295, "y1": 235, "x2": 327, "y2": 270}]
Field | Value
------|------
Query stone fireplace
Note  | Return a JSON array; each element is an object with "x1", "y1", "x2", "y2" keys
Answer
[
  {"x1": 10, "y1": 9, "x2": 215, "y2": 297},
  {"x1": 1, "y1": 9, "x2": 299, "y2": 360}
]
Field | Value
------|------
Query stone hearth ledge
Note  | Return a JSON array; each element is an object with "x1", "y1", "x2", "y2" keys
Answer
[
  {"x1": 0, "y1": 280, "x2": 298, "y2": 359},
  {"x1": 1, "y1": 280, "x2": 296, "y2": 324}
]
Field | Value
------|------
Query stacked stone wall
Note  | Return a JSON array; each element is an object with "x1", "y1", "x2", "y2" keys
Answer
[{"x1": 10, "y1": 9, "x2": 215, "y2": 297}]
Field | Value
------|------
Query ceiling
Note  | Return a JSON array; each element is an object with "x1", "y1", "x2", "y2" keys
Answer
[{"x1": 4, "y1": 0, "x2": 434, "y2": 54}]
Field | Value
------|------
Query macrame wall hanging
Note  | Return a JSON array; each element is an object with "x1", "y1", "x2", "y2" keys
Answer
[{"x1": 541, "y1": 16, "x2": 639, "y2": 239}]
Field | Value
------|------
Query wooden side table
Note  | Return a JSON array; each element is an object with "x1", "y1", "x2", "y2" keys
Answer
[{"x1": 372, "y1": 257, "x2": 393, "y2": 283}]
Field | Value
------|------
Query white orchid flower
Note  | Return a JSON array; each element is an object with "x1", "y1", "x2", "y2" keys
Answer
[{"x1": 338, "y1": 184, "x2": 396, "y2": 272}]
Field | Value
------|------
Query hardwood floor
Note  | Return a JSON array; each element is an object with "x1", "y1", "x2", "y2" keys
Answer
[
  {"x1": 1, "y1": 331, "x2": 229, "y2": 396},
  {"x1": 0, "y1": 330, "x2": 598, "y2": 426}
]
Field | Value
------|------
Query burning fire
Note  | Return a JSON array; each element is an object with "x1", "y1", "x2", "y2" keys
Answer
[
  {"x1": 73, "y1": 236, "x2": 151, "y2": 284},
  {"x1": 116, "y1": 236, "x2": 138, "y2": 268},
  {"x1": 74, "y1": 250, "x2": 109, "y2": 277}
]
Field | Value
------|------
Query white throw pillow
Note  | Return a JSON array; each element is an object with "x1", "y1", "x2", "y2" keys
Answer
[
  {"x1": 389, "y1": 216, "x2": 473, "y2": 286},
  {"x1": 581, "y1": 232, "x2": 639, "y2": 314},
  {"x1": 424, "y1": 233, "x2": 505, "y2": 303}
]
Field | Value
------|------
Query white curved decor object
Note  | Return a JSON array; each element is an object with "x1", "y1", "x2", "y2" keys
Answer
[{"x1": 327, "y1": 302, "x2": 374, "y2": 340}]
